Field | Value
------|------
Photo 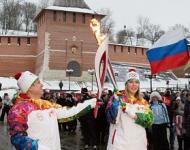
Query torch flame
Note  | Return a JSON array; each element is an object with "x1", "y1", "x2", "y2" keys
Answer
[
  {"x1": 90, "y1": 18, "x2": 117, "y2": 118},
  {"x1": 90, "y1": 18, "x2": 106, "y2": 45}
]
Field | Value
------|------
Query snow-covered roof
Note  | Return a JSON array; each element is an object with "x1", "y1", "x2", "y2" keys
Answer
[
  {"x1": 45, "y1": 6, "x2": 102, "y2": 15},
  {"x1": 53, "y1": 0, "x2": 90, "y2": 9},
  {"x1": 0, "y1": 29, "x2": 37, "y2": 37}
]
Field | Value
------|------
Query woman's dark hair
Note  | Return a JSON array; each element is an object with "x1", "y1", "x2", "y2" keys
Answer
[
  {"x1": 186, "y1": 92, "x2": 190, "y2": 97},
  {"x1": 108, "y1": 90, "x2": 113, "y2": 96}
]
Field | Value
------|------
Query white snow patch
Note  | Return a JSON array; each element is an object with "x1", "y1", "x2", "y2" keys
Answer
[
  {"x1": 45, "y1": 6, "x2": 101, "y2": 15},
  {"x1": 0, "y1": 29, "x2": 37, "y2": 37}
]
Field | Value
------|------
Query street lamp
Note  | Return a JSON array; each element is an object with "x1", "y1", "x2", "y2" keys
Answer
[
  {"x1": 144, "y1": 71, "x2": 156, "y2": 92},
  {"x1": 66, "y1": 69, "x2": 74, "y2": 91},
  {"x1": 88, "y1": 69, "x2": 95, "y2": 91},
  {"x1": 185, "y1": 73, "x2": 190, "y2": 89}
]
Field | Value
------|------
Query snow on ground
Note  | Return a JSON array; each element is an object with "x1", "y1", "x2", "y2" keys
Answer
[{"x1": 0, "y1": 76, "x2": 188, "y2": 99}]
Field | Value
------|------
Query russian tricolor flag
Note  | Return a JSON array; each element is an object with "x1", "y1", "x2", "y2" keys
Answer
[{"x1": 146, "y1": 29, "x2": 189, "y2": 74}]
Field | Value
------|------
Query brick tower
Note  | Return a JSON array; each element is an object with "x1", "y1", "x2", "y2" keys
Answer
[{"x1": 34, "y1": 0, "x2": 104, "y2": 81}]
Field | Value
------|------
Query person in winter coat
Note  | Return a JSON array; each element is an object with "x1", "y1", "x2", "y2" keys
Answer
[
  {"x1": 0, "y1": 96, "x2": 2, "y2": 110},
  {"x1": 8, "y1": 71, "x2": 96, "y2": 150},
  {"x1": 173, "y1": 96, "x2": 184, "y2": 150},
  {"x1": 106, "y1": 68, "x2": 154, "y2": 150},
  {"x1": 150, "y1": 91, "x2": 170, "y2": 150},
  {"x1": 0, "y1": 93, "x2": 12, "y2": 122},
  {"x1": 64, "y1": 94, "x2": 77, "y2": 135},
  {"x1": 184, "y1": 92, "x2": 190, "y2": 150},
  {"x1": 97, "y1": 93, "x2": 110, "y2": 146},
  {"x1": 79, "y1": 88, "x2": 98, "y2": 149}
]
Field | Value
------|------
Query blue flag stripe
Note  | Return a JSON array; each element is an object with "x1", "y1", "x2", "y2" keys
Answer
[{"x1": 146, "y1": 39, "x2": 188, "y2": 62}]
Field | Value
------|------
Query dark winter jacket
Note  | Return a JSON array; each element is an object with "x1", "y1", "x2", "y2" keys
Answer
[{"x1": 184, "y1": 100, "x2": 190, "y2": 137}]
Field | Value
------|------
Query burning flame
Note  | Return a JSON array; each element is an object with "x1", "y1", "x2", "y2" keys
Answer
[{"x1": 90, "y1": 18, "x2": 106, "y2": 45}]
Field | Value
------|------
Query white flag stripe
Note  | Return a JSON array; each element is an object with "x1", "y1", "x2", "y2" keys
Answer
[{"x1": 151, "y1": 28, "x2": 185, "y2": 49}]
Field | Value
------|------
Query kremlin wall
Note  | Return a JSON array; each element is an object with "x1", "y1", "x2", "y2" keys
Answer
[{"x1": 0, "y1": 0, "x2": 176, "y2": 81}]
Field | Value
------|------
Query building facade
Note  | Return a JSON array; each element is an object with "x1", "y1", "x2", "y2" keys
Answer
[{"x1": 0, "y1": 0, "x2": 149, "y2": 81}]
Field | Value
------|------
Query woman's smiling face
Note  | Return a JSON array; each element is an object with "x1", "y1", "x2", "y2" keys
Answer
[{"x1": 126, "y1": 79, "x2": 139, "y2": 96}]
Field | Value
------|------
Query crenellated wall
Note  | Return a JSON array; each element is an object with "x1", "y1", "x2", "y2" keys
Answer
[
  {"x1": 0, "y1": 9, "x2": 149, "y2": 79},
  {"x1": 109, "y1": 44, "x2": 149, "y2": 66},
  {"x1": 0, "y1": 36, "x2": 37, "y2": 76}
]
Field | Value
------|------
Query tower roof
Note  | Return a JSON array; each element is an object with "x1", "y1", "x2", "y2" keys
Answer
[
  {"x1": 53, "y1": 0, "x2": 91, "y2": 9},
  {"x1": 34, "y1": 0, "x2": 105, "y2": 22}
]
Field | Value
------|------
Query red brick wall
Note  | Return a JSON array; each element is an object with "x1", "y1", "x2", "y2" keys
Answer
[
  {"x1": 0, "y1": 36, "x2": 37, "y2": 55},
  {"x1": 0, "y1": 9, "x2": 150, "y2": 77},
  {"x1": 109, "y1": 44, "x2": 149, "y2": 66},
  {"x1": 45, "y1": 10, "x2": 100, "y2": 71},
  {"x1": 0, "y1": 36, "x2": 37, "y2": 76},
  {"x1": 49, "y1": 51, "x2": 66, "y2": 69},
  {"x1": 0, "y1": 56, "x2": 35, "y2": 77}
]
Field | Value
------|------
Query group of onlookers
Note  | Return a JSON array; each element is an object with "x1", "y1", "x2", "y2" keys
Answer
[
  {"x1": 1, "y1": 88, "x2": 190, "y2": 150},
  {"x1": 144, "y1": 89, "x2": 190, "y2": 150}
]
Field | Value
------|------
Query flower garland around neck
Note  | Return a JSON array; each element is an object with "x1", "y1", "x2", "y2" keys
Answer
[
  {"x1": 16, "y1": 93, "x2": 61, "y2": 109},
  {"x1": 114, "y1": 90, "x2": 147, "y2": 112},
  {"x1": 113, "y1": 88, "x2": 154, "y2": 128}
]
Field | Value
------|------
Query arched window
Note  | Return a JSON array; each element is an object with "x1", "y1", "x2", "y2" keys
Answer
[{"x1": 66, "y1": 61, "x2": 81, "y2": 77}]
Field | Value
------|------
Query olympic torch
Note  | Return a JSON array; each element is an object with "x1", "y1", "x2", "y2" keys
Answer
[{"x1": 90, "y1": 18, "x2": 117, "y2": 118}]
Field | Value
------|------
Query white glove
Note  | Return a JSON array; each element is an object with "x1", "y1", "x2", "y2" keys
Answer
[
  {"x1": 86, "y1": 98, "x2": 97, "y2": 108},
  {"x1": 125, "y1": 104, "x2": 137, "y2": 119}
]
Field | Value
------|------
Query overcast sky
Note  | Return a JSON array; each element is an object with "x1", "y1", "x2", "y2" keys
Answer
[{"x1": 85, "y1": 0, "x2": 190, "y2": 32}]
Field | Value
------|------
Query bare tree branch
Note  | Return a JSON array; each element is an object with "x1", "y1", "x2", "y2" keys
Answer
[{"x1": 98, "y1": 8, "x2": 115, "y2": 42}]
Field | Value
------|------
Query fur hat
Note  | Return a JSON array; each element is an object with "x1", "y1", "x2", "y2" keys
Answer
[
  {"x1": 126, "y1": 67, "x2": 140, "y2": 82},
  {"x1": 81, "y1": 88, "x2": 88, "y2": 94},
  {"x1": 15, "y1": 71, "x2": 38, "y2": 93},
  {"x1": 150, "y1": 91, "x2": 162, "y2": 101}
]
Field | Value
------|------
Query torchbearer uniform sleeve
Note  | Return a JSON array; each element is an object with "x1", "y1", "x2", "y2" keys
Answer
[{"x1": 56, "y1": 98, "x2": 97, "y2": 121}]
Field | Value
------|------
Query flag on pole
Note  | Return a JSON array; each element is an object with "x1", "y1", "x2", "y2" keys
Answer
[{"x1": 146, "y1": 29, "x2": 189, "y2": 74}]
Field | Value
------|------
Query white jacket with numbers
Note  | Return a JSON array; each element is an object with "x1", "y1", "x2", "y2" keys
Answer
[
  {"x1": 27, "y1": 98, "x2": 96, "y2": 150},
  {"x1": 107, "y1": 104, "x2": 147, "y2": 150}
]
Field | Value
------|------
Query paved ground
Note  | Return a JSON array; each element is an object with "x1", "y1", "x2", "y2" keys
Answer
[
  {"x1": 0, "y1": 120, "x2": 177, "y2": 150},
  {"x1": 0, "y1": 122, "x2": 13, "y2": 150}
]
